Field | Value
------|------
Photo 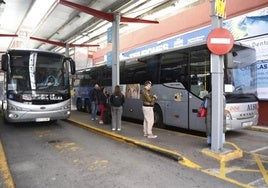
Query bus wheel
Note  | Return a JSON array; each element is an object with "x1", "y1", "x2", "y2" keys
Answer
[
  {"x1": 154, "y1": 105, "x2": 165, "y2": 128},
  {"x1": 85, "y1": 100, "x2": 91, "y2": 113},
  {"x1": 76, "y1": 99, "x2": 82, "y2": 111}
]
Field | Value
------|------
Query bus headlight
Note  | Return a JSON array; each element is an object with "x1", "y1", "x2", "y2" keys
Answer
[
  {"x1": 225, "y1": 110, "x2": 232, "y2": 120},
  {"x1": 8, "y1": 113, "x2": 18, "y2": 118},
  {"x1": 63, "y1": 104, "x2": 71, "y2": 109},
  {"x1": 8, "y1": 104, "x2": 23, "y2": 111}
]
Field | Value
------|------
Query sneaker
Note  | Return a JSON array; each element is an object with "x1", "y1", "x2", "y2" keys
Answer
[
  {"x1": 144, "y1": 134, "x2": 148, "y2": 137},
  {"x1": 117, "y1": 128, "x2": 121, "y2": 131},
  {"x1": 99, "y1": 120, "x2": 103, "y2": 124},
  {"x1": 91, "y1": 118, "x2": 95, "y2": 121},
  {"x1": 112, "y1": 128, "x2": 116, "y2": 131},
  {"x1": 147, "y1": 134, "x2": 157, "y2": 138}
]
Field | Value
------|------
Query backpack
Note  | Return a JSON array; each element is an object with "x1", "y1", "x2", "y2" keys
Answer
[{"x1": 111, "y1": 94, "x2": 123, "y2": 107}]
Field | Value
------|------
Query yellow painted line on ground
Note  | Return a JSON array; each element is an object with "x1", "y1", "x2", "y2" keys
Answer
[
  {"x1": 253, "y1": 153, "x2": 268, "y2": 185},
  {"x1": 201, "y1": 141, "x2": 243, "y2": 162},
  {"x1": 67, "y1": 118, "x2": 203, "y2": 169},
  {"x1": 67, "y1": 118, "x2": 261, "y2": 187},
  {"x1": 0, "y1": 140, "x2": 15, "y2": 188}
]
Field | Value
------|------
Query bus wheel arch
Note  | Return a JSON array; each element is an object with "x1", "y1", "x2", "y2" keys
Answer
[{"x1": 154, "y1": 104, "x2": 165, "y2": 128}]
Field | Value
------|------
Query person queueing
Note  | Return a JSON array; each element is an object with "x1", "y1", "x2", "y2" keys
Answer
[
  {"x1": 90, "y1": 84, "x2": 100, "y2": 121},
  {"x1": 141, "y1": 81, "x2": 158, "y2": 138},
  {"x1": 110, "y1": 85, "x2": 125, "y2": 131},
  {"x1": 98, "y1": 86, "x2": 109, "y2": 124}
]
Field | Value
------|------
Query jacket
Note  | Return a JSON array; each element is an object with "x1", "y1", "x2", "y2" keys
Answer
[{"x1": 142, "y1": 88, "x2": 156, "y2": 106}]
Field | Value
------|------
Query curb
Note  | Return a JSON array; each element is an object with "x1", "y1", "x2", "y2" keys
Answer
[
  {"x1": 0, "y1": 140, "x2": 15, "y2": 188},
  {"x1": 66, "y1": 118, "x2": 184, "y2": 162},
  {"x1": 247, "y1": 125, "x2": 268, "y2": 133}
]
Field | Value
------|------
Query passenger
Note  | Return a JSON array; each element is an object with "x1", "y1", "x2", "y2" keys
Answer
[
  {"x1": 141, "y1": 80, "x2": 158, "y2": 138},
  {"x1": 90, "y1": 84, "x2": 100, "y2": 121},
  {"x1": 204, "y1": 92, "x2": 226, "y2": 146},
  {"x1": 110, "y1": 85, "x2": 125, "y2": 131},
  {"x1": 125, "y1": 84, "x2": 139, "y2": 99},
  {"x1": 98, "y1": 86, "x2": 109, "y2": 124}
]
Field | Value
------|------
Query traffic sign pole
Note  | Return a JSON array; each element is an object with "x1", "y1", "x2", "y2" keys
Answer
[{"x1": 210, "y1": 0, "x2": 225, "y2": 152}]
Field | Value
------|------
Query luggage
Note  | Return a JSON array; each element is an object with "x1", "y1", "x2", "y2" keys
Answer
[{"x1": 103, "y1": 104, "x2": 111, "y2": 124}]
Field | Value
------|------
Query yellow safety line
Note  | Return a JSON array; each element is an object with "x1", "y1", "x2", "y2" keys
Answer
[
  {"x1": 253, "y1": 153, "x2": 268, "y2": 185},
  {"x1": 67, "y1": 118, "x2": 263, "y2": 188},
  {"x1": 0, "y1": 140, "x2": 15, "y2": 188},
  {"x1": 67, "y1": 118, "x2": 202, "y2": 169},
  {"x1": 201, "y1": 141, "x2": 243, "y2": 162}
]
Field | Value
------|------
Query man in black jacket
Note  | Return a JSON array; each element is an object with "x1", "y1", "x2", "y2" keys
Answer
[{"x1": 90, "y1": 84, "x2": 100, "y2": 121}]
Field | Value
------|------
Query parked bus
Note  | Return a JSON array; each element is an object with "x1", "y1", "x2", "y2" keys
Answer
[
  {"x1": 73, "y1": 42, "x2": 258, "y2": 132},
  {"x1": 1, "y1": 49, "x2": 76, "y2": 123}
]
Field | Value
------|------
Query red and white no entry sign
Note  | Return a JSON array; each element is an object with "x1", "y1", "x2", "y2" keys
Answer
[{"x1": 206, "y1": 28, "x2": 234, "y2": 55}]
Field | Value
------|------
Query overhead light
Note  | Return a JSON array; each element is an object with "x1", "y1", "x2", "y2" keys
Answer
[
  {"x1": 68, "y1": 15, "x2": 81, "y2": 25},
  {"x1": 22, "y1": 0, "x2": 56, "y2": 30}
]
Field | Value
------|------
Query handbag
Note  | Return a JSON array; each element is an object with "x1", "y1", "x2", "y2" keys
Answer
[
  {"x1": 198, "y1": 99, "x2": 207, "y2": 117},
  {"x1": 199, "y1": 106, "x2": 207, "y2": 117}
]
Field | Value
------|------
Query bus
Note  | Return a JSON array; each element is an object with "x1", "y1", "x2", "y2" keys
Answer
[
  {"x1": 72, "y1": 42, "x2": 258, "y2": 132},
  {"x1": 1, "y1": 49, "x2": 76, "y2": 123}
]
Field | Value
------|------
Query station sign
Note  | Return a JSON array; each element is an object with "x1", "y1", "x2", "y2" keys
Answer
[
  {"x1": 215, "y1": 0, "x2": 226, "y2": 18},
  {"x1": 206, "y1": 28, "x2": 234, "y2": 55}
]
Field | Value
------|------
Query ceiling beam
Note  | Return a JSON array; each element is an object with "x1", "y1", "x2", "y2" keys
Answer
[
  {"x1": 0, "y1": 34, "x2": 18, "y2": 37},
  {"x1": 59, "y1": 0, "x2": 159, "y2": 24},
  {"x1": 30, "y1": 36, "x2": 99, "y2": 47}
]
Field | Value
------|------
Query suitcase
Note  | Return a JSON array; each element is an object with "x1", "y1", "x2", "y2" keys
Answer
[{"x1": 103, "y1": 105, "x2": 111, "y2": 124}]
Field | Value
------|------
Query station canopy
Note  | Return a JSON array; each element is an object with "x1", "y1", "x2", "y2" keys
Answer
[{"x1": 0, "y1": 0, "x2": 203, "y2": 55}]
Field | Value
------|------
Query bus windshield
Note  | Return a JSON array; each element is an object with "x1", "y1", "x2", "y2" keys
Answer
[
  {"x1": 224, "y1": 46, "x2": 257, "y2": 95},
  {"x1": 7, "y1": 51, "x2": 70, "y2": 104}
]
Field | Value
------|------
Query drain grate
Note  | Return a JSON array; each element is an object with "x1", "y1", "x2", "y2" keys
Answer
[{"x1": 47, "y1": 140, "x2": 61, "y2": 144}]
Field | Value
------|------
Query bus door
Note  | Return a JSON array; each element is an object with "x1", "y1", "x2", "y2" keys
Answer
[
  {"x1": 159, "y1": 83, "x2": 189, "y2": 129},
  {"x1": 188, "y1": 50, "x2": 210, "y2": 132},
  {"x1": 159, "y1": 51, "x2": 190, "y2": 129}
]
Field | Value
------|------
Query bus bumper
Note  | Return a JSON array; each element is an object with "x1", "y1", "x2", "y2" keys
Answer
[
  {"x1": 225, "y1": 114, "x2": 259, "y2": 131},
  {"x1": 3, "y1": 100, "x2": 71, "y2": 123}
]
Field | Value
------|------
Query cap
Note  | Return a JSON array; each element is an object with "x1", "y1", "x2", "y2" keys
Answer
[{"x1": 144, "y1": 80, "x2": 152, "y2": 86}]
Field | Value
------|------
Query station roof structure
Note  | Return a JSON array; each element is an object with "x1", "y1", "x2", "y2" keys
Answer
[{"x1": 0, "y1": 0, "x2": 202, "y2": 54}]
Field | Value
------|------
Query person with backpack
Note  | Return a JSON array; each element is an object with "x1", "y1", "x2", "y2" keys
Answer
[{"x1": 110, "y1": 85, "x2": 125, "y2": 131}]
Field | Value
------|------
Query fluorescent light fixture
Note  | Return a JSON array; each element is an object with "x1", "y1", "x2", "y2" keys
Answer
[{"x1": 22, "y1": 0, "x2": 56, "y2": 30}]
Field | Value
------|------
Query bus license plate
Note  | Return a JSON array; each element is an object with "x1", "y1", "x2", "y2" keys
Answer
[
  {"x1": 242, "y1": 121, "x2": 253, "y2": 127},
  {"x1": 36, "y1": 117, "x2": 50, "y2": 122}
]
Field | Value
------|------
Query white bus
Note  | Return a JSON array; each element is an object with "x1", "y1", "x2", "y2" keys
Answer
[
  {"x1": 73, "y1": 42, "x2": 258, "y2": 132},
  {"x1": 1, "y1": 49, "x2": 75, "y2": 123}
]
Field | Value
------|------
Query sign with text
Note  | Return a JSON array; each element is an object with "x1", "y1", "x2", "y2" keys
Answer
[
  {"x1": 206, "y1": 28, "x2": 234, "y2": 55},
  {"x1": 215, "y1": 0, "x2": 226, "y2": 18}
]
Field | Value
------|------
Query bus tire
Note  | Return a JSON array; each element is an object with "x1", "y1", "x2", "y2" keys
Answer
[
  {"x1": 85, "y1": 99, "x2": 91, "y2": 113},
  {"x1": 154, "y1": 105, "x2": 165, "y2": 128},
  {"x1": 76, "y1": 99, "x2": 82, "y2": 111},
  {"x1": 3, "y1": 115, "x2": 10, "y2": 125}
]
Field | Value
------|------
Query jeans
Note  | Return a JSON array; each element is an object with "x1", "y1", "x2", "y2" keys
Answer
[
  {"x1": 111, "y1": 106, "x2": 123, "y2": 130},
  {"x1": 91, "y1": 101, "x2": 98, "y2": 120}
]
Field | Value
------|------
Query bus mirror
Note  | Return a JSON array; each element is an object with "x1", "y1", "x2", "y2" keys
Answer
[
  {"x1": 1, "y1": 54, "x2": 8, "y2": 71},
  {"x1": 64, "y1": 57, "x2": 76, "y2": 75},
  {"x1": 226, "y1": 52, "x2": 234, "y2": 68}
]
